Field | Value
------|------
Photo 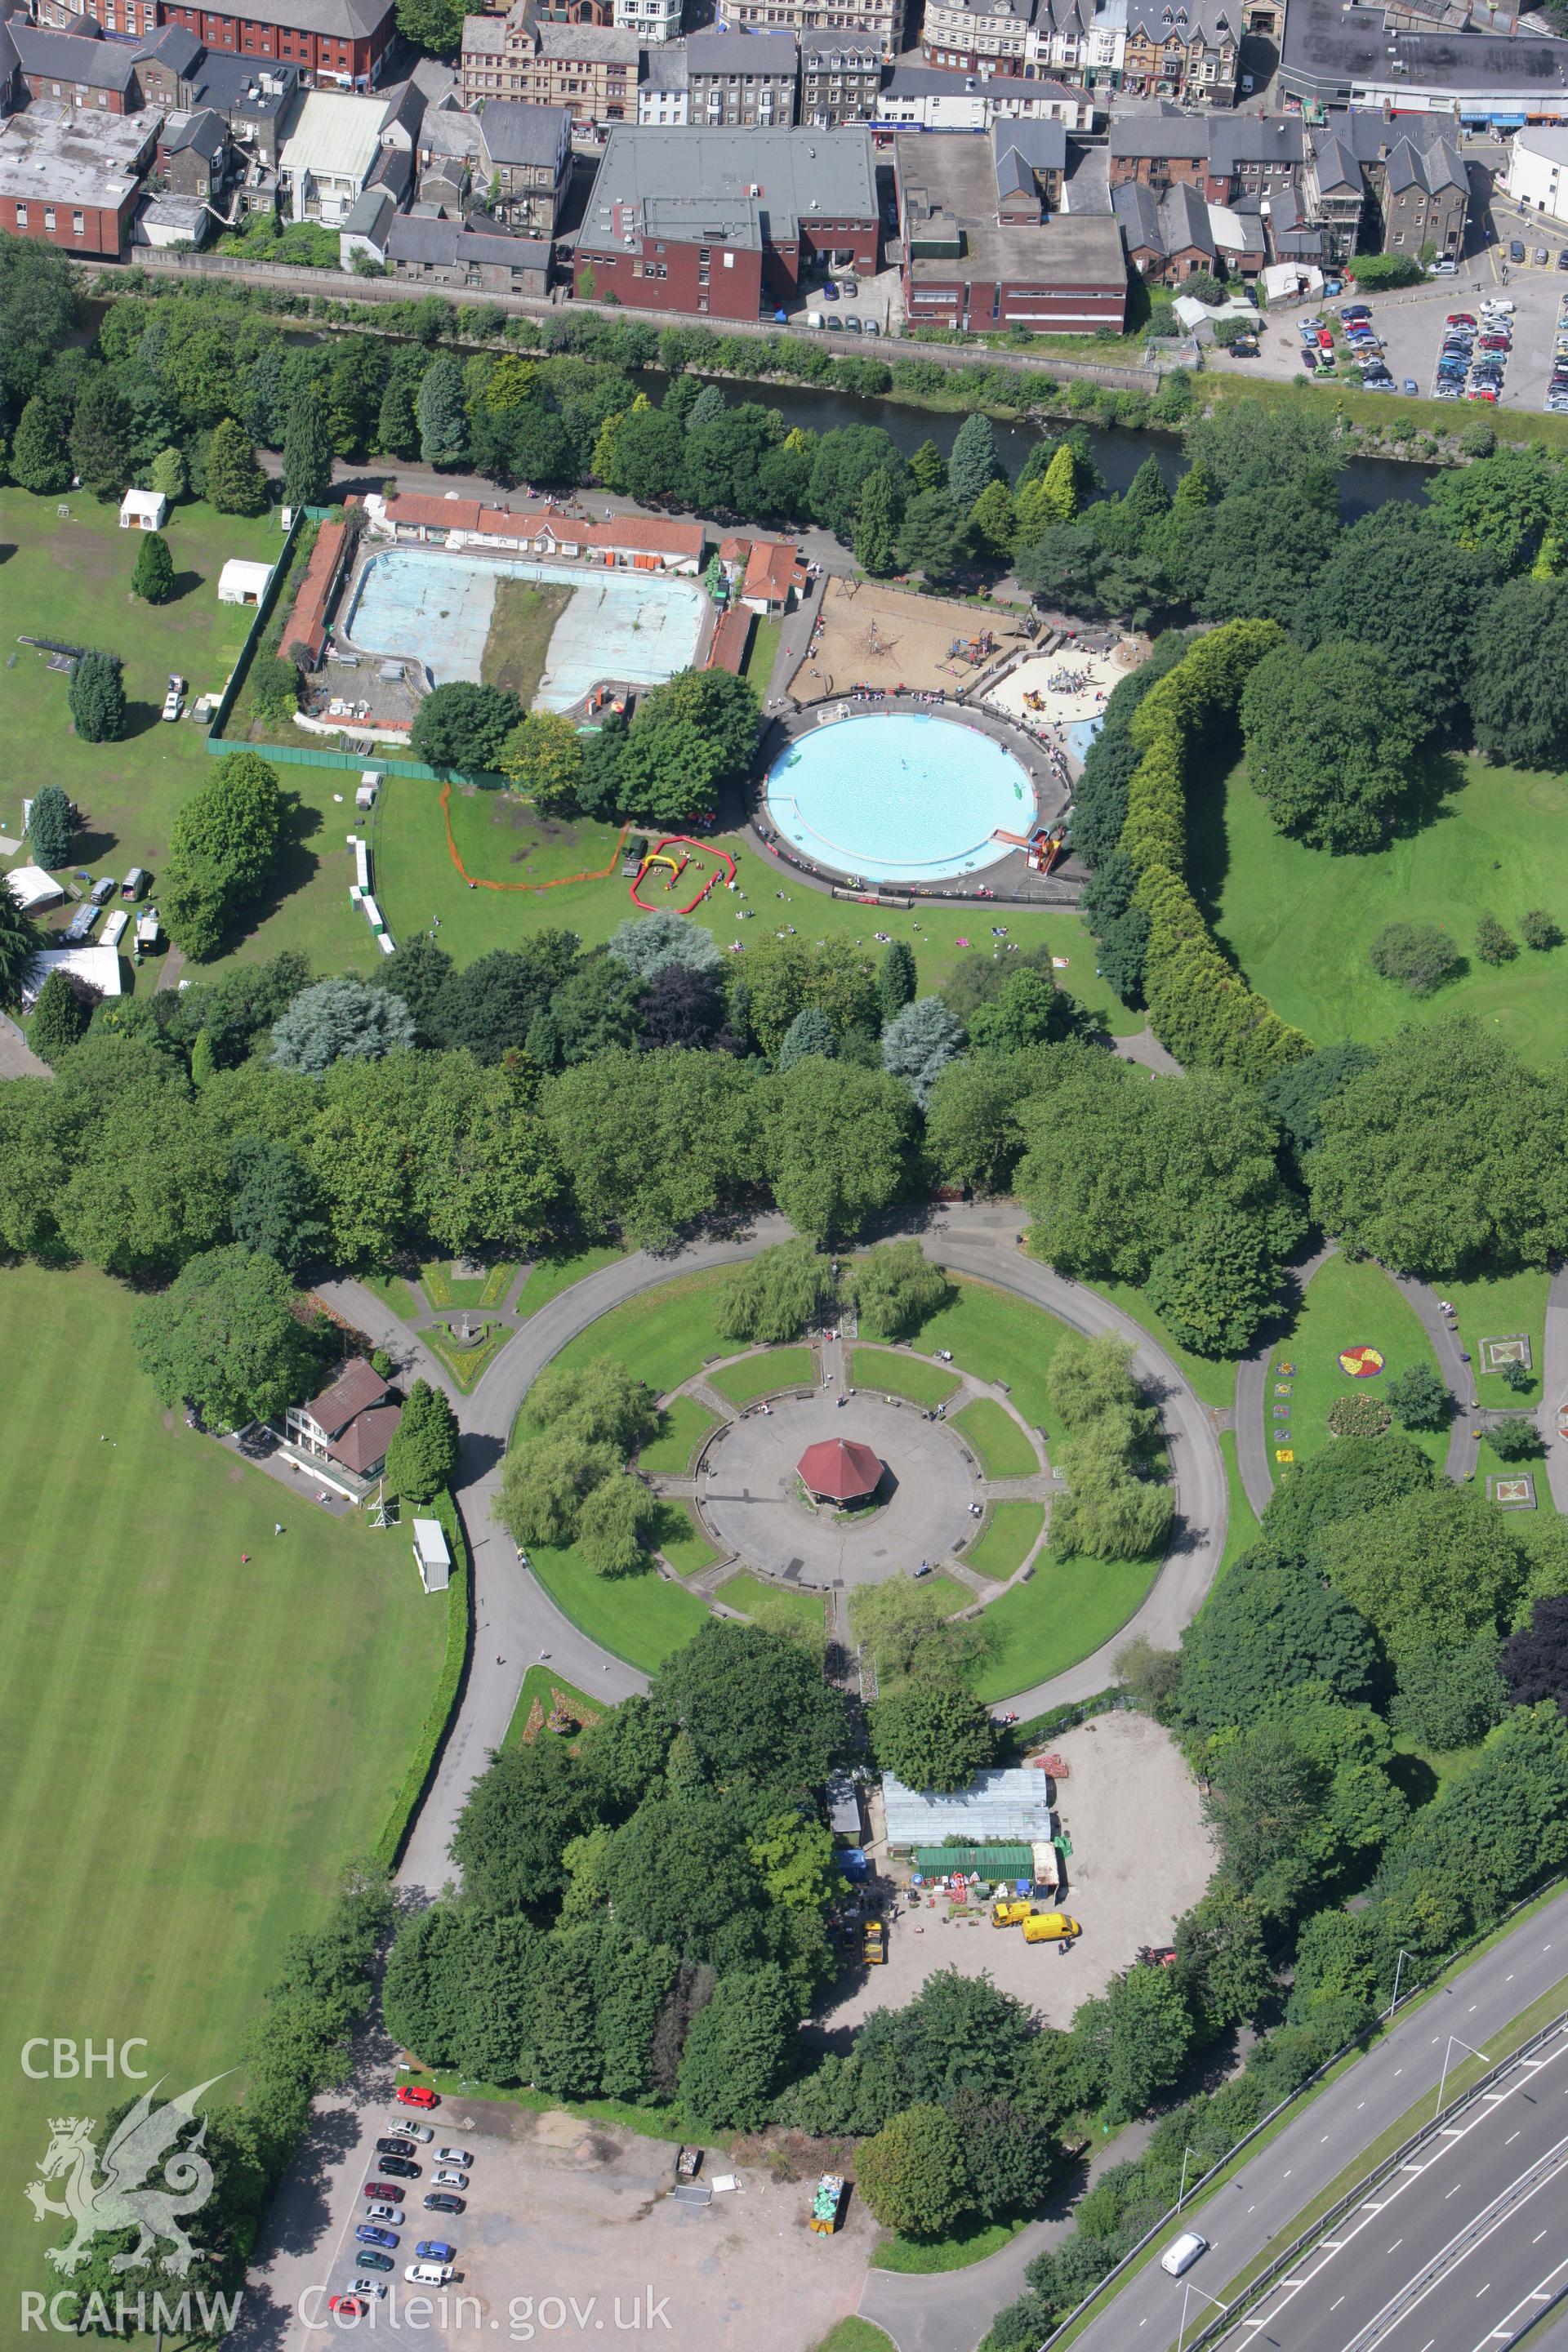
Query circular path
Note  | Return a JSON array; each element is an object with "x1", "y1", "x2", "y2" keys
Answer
[{"x1": 316, "y1": 1200, "x2": 1228, "y2": 1902}]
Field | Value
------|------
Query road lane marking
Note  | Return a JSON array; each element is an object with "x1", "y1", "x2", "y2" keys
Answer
[{"x1": 1507, "y1": 2132, "x2": 1521, "y2": 2145}]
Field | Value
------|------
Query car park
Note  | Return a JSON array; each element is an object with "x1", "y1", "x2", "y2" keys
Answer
[
  {"x1": 437, "y1": 2148, "x2": 473, "y2": 2167},
  {"x1": 356, "y1": 2225, "x2": 399, "y2": 2251},
  {"x1": 1162, "y1": 2231, "x2": 1209, "y2": 2277},
  {"x1": 416, "y1": 2241, "x2": 457, "y2": 2262},
  {"x1": 434, "y1": 2167, "x2": 469, "y2": 2189},
  {"x1": 424, "y1": 2192, "x2": 466, "y2": 2214}
]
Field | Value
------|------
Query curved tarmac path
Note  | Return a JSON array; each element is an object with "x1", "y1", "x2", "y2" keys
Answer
[{"x1": 331, "y1": 1200, "x2": 1227, "y2": 1902}]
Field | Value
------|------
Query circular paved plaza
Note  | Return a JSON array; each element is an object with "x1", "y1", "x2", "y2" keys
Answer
[{"x1": 698, "y1": 1392, "x2": 981, "y2": 1587}]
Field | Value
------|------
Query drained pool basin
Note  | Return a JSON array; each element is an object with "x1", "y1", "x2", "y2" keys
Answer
[{"x1": 766, "y1": 714, "x2": 1036, "y2": 884}]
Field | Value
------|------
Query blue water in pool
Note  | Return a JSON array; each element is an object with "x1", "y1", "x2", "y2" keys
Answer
[{"x1": 766, "y1": 714, "x2": 1036, "y2": 884}]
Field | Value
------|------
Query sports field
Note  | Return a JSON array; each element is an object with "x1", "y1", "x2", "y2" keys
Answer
[
  {"x1": 0, "y1": 1263, "x2": 446, "y2": 2307},
  {"x1": 1208, "y1": 754, "x2": 1568, "y2": 1066}
]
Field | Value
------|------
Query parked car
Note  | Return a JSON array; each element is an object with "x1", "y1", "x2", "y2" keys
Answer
[
  {"x1": 329, "y1": 2299, "x2": 368, "y2": 2319},
  {"x1": 821, "y1": 282, "x2": 840, "y2": 301},
  {"x1": 1316, "y1": 327, "x2": 1334, "y2": 349},
  {"x1": 863, "y1": 318, "x2": 881, "y2": 335},
  {"x1": 1402, "y1": 378, "x2": 1419, "y2": 395},
  {"x1": 840, "y1": 277, "x2": 858, "y2": 296},
  {"x1": 376, "y1": 2138, "x2": 415, "y2": 2158},
  {"x1": 355, "y1": 2225, "x2": 399, "y2": 2251},
  {"x1": 397, "y1": 2086, "x2": 439, "y2": 2110},
  {"x1": 1510, "y1": 239, "x2": 1526, "y2": 261},
  {"x1": 424, "y1": 2194, "x2": 466, "y2": 2215},
  {"x1": 437, "y1": 2149, "x2": 473, "y2": 2168},
  {"x1": 356, "y1": 2252, "x2": 394, "y2": 2274},
  {"x1": 1435, "y1": 382, "x2": 1464, "y2": 399},
  {"x1": 161, "y1": 687, "x2": 183, "y2": 723},
  {"x1": 1340, "y1": 302, "x2": 1371, "y2": 319},
  {"x1": 416, "y1": 2242, "x2": 457, "y2": 2263},
  {"x1": 380, "y1": 2157, "x2": 421, "y2": 2180},
  {"x1": 1299, "y1": 352, "x2": 1319, "y2": 375},
  {"x1": 1536, "y1": 247, "x2": 1550, "y2": 265},
  {"x1": 1468, "y1": 385, "x2": 1499, "y2": 402},
  {"x1": 434, "y1": 2168, "x2": 468, "y2": 2189},
  {"x1": 843, "y1": 315, "x2": 863, "y2": 332},
  {"x1": 1162, "y1": 2232, "x2": 1209, "y2": 2277},
  {"x1": 1480, "y1": 334, "x2": 1511, "y2": 351},
  {"x1": 396, "y1": 2123, "x2": 434, "y2": 2145},
  {"x1": 1446, "y1": 312, "x2": 1477, "y2": 327},
  {"x1": 363, "y1": 2182, "x2": 403, "y2": 2203},
  {"x1": 1431, "y1": 256, "x2": 1458, "y2": 274},
  {"x1": 406, "y1": 2264, "x2": 456, "y2": 2287},
  {"x1": 348, "y1": 2278, "x2": 388, "y2": 2299},
  {"x1": 364, "y1": 2203, "x2": 401, "y2": 2225},
  {"x1": 88, "y1": 875, "x2": 117, "y2": 906}
]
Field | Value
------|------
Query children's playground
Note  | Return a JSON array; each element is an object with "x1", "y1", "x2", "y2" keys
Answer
[
  {"x1": 788, "y1": 578, "x2": 1036, "y2": 702},
  {"x1": 987, "y1": 636, "x2": 1146, "y2": 760},
  {"x1": 628, "y1": 836, "x2": 736, "y2": 912}
]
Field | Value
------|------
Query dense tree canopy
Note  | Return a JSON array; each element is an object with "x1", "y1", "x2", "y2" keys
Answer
[
  {"x1": 1240, "y1": 639, "x2": 1426, "y2": 854},
  {"x1": 131, "y1": 1245, "x2": 318, "y2": 1432}
]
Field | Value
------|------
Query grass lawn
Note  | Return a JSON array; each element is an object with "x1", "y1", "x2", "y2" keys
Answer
[
  {"x1": 709, "y1": 1346, "x2": 815, "y2": 1405},
  {"x1": 637, "y1": 1394, "x2": 721, "y2": 1476},
  {"x1": 1266, "y1": 1255, "x2": 1449, "y2": 1473},
  {"x1": 514, "y1": 1243, "x2": 630, "y2": 1319},
  {"x1": 503, "y1": 1664, "x2": 604, "y2": 1749},
  {"x1": 0, "y1": 1263, "x2": 446, "y2": 2307},
  {"x1": 873, "y1": 2218, "x2": 1024, "y2": 2272},
  {"x1": 546, "y1": 1270, "x2": 730, "y2": 1400},
  {"x1": 1218, "y1": 1429, "x2": 1263, "y2": 1574},
  {"x1": 717, "y1": 1568, "x2": 825, "y2": 1629},
  {"x1": 482, "y1": 578, "x2": 572, "y2": 703},
  {"x1": 1444, "y1": 1269, "x2": 1550, "y2": 1413},
  {"x1": 653, "y1": 1500, "x2": 723, "y2": 1579},
  {"x1": 525, "y1": 1541, "x2": 708, "y2": 1672},
  {"x1": 964, "y1": 1501, "x2": 1045, "y2": 1584},
  {"x1": 1095, "y1": 1280, "x2": 1237, "y2": 1413},
  {"x1": 810, "y1": 2322, "x2": 895, "y2": 2352},
  {"x1": 849, "y1": 1347, "x2": 961, "y2": 1406},
  {"x1": 1205, "y1": 752, "x2": 1568, "y2": 1067},
  {"x1": 422, "y1": 1320, "x2": 514, "y2": 1392},
  {"x1": 952, "y1": 1397, "x2": 1039, "y2": 1478},
  {"x1": 742, "y1": 612, "x2": 785, "y2": 688},
  {"x1": 898, "y1": 1276, "x2": 1073, "y2": 1432},
  {"x1": 421, "y1": 1260, "x2": 518, "y2": 1311},
  {"x1": 371, "y1": 777, "x2": 1140, "y2": 1031},
  {"x1": 361, "y1": 1267, "x2": 425, "y2": 1324},
  {"x1": 970, "y1": 1544, "x2": 1158, "y2": 1703}
]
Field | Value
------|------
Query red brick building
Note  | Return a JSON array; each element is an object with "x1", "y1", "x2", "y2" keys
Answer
[
  {"x1": 36, "y1": 0, "x2": 394, "y2": 87},
  {"x1": 575, "y1": 123, "x2": 879, "y2": 319},
  {"x1": 13, "y1": 23, "x2": 140, "y2": 110},
  {"x1": 0, "y1": 107, "x2": 156, "y2": 254},
  {"x1": 898, "y1": 129, "x2": 1127, "y2": 332}
]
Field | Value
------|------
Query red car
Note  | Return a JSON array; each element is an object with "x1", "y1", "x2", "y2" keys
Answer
[
  {"x1": 1316, "y1": 327, "x2": 1334, "y2": 349},
  {"x1": 363, "y1": 2180, "x2": 403, "y2": 2202},
  {"x1": 1479, "y1": 333, "x2": 1510, "y2": 350},
  {"x1": 330, "y1": 2297, "x2": 367, "y2": 2319},
  {"x1": 1446, "y1": 312, "x2": 1477, "y2": 327},
  {"x1": 397, "y1": 2085, "x2": 439, "y2": 2110}
]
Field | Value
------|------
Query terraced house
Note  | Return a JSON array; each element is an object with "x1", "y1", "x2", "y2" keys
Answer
[
  {"x1": 460, "y1": 3, "x2": 638, "y2": 127},
  {"x1": 1120, "y1": 0, "x2": 1238, "y2": 105}
]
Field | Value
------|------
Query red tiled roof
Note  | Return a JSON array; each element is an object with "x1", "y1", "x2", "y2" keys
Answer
[
  {"x1": 381, "y1": 494, "x2": 705, "y2": 561},
  {"x1": 327, "y1": 1403, "x2": 403, "y2": 1475},
  {"x1": 305, "y1": 1356, "x2": 390, "y2": 1439},
  {"x1": 798, "y1": 1437, "x2": 882, "y2": 1501},
  {"x1": 742, "y1": 538, "x2": 804, "y2": 604},
  {"x1": 706, "y1": 603, "x2": 753, "y2": 675},
  {"x1": 286, "y1": 519, "x2": 349, "y2": 667}
]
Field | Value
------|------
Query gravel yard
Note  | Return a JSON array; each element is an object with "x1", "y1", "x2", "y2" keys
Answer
[{"x1": 813, "y1": 1711, "x2": 1214, "y2": 2041}]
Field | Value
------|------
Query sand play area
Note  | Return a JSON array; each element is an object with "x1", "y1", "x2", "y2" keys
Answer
[
  {"x1": 789, "y1": 578, "x2": 1035, "y2": 701},
  {"x1": 987, "y1": 635, "x2": 1146, "y2": 747}
]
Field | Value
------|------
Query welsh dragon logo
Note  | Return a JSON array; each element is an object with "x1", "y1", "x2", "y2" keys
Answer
[{"x1": 25, "y1": 2077, "x2": 226, "y2": 2277}]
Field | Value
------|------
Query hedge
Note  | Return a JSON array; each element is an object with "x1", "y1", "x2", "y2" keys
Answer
[
  {"x1": 1119, "y1": 621, "x2": 1312, "y2": 1079},
  {"x1": 375, "y1": 1486, "x2": 472, "y2": 1869}
]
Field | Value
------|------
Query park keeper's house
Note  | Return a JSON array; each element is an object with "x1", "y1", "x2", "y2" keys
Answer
[{"x1": 281, "y1": 1356, "x2": 402, "y2": 1497}]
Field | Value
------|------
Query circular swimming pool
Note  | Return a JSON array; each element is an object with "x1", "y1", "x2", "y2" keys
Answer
[{"x1": 765, "y1": 713, "x2": 1036, "y2": 884}]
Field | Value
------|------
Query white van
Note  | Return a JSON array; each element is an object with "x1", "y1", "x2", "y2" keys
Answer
[
  {"x1": 1161, "y1": 2233, "x2": 1208, "y2": 2277},
  {"x1": 406, "y1": 2262, "x2": 455, "y2": 2287},
  {"x1": 100, "y1": 910, "x2": 129, "y2": 951}
]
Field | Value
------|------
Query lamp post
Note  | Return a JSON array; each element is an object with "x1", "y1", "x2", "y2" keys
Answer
[
  {"x1": 1178, "y1": 2142, "x2": 1198, "y2": 2212},
  {"x1": 1176, "y1": 2277, "x2": 1230, "y2": 2352},
  {"x1": 1385, "y1": 1947, "x2": 1416, "y2": 2019},
  {"x1": 1435, "y1": 2034, "x2": 1489, "y2": 2118}
]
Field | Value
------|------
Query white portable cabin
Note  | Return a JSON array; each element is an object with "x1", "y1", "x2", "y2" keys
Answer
[
  {"x1": 412, "y1": 1517, "x2": 451, "y2": 1594},
  {"x1": 119, "y1": 488, "x2": 168, "y2": 532},
  {"x1": 100, "y1": 909, "x2": 130, "y2": 951}
]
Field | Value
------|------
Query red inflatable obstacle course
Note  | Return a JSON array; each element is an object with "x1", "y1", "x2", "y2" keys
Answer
[{"x1": 629, "y1": 836, "x2": 737, "y2": 914}]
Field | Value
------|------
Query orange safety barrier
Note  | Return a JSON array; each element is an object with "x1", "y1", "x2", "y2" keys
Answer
[{"x1": 439, "y1": 782, "x2": 630, "y2": 892}]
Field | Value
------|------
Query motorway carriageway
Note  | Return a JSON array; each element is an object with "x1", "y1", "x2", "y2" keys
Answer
[{"x1": 1219, "y1": 2022, "x2": 1568, "y2": 2352}]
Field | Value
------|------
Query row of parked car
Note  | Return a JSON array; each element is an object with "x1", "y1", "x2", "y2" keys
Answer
[
  {"x1": 1431, "y1": 301, "x2": 1513, "y2": 405},
  {"x1": 1298, "y1": 304, "x2": 1414, "y2": 396},
  {"x1": 1546, "y1": 293, "x2": 1568, "y2": 414},
  {"x1": 331, "y1": 2087, "x2": 476, "y2": 2321}
]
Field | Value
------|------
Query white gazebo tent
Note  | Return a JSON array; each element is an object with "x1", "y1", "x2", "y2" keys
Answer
[
  {"x1": 120, "y1": 488, "x2": 168, "y2": 532},
  {"x1": 218, "y1": 559, "x2": 275, "y2": 607},
  {"x1": 412, "y1": 1517, "x2": 451, "y2": 1594},
  {"x1": 7, "y1": 864, "x2": 65, "y2": 913}
]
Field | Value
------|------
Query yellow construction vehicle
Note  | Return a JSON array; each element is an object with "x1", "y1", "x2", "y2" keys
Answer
[
  {"x1": 1022, "y1": 1912, "x2": 1082, "y2": 1944},
  {"x1": 991, "y1": 1898, "x2": 1035, "y2": 1929},
  {"x1": 863, "y1": 1919, "x2": 887, "y2": 1964}
]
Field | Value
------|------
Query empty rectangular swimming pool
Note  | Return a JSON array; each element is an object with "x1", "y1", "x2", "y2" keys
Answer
[{"x1": 345, "y1": 550, "x2": 706, "y2": 711}]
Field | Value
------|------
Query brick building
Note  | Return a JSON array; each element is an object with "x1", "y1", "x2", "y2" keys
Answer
[
  {"x1": 474, "y1": 96, "x2": 572, "y2": 229},
  {"x1": 717, "y1": 0, "x2": 905, "y2": 65},
  {"x1": 800, "y1": 31, "x2": 882, "y2": 124},
  {"x1": 460, "y1": 6, "x2": 637, "y2": 127},
  {"x1": 1107, "y1": 115, "x2": 1207, "y2": 189},
  {"x1": 575, "y1": 122, "x2": 878, "y2": 316},
  {"x1": 0, "y1": 104, "x2": 157, "y2": 252},
  {"x1": 920, "y1": 0, "x2": 1034, "y2": 75},
  {"x1": 897, "y1": 126, "x2": 1125, "y2": 328},
  {"x1": 365, "y1": 492, "x2": 706, "y2": 568},
  {"x1": 683, "y1": 29, "x2": 799, "y2": 126},
  {"x1": 14, "y1": 24, "x2": 140, "y2": 111},
  {"x1": 37, "y1": 0, "x2": 396, "y2": 87},
  {"x1": 386, "y1": 214, "x2": 554, "y2": 290}
]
